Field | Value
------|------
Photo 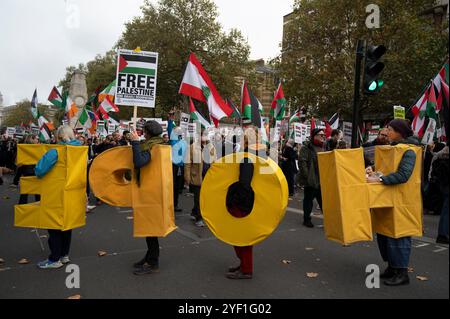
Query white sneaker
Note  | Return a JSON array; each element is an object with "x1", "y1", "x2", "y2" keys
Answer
[
  {"x1": 86, "y1": 205, "x2": 97, "y2": 213},
  {"x1": 195, "y1": 220, "x2": 206, "y2": 227},
  {"x1": 37, "y1": 259, "x2": 64, "y2": 269},
  {"x1": 60, "y1": 256, "x2": 71, "y2": 264}
]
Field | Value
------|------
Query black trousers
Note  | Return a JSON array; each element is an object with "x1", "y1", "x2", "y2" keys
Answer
[
  {"x1": 145, "y1": 237, "x2": 159, "y2": 266},
  {"x1": 303, "y1": 186, "x2": 322, "y2": 222},
  {"x1": 173, "y1": 165, "x2": 184, "y2": 208},
  {"x1": 190, "y1": 185, "x2": 202, "y2": 221},
  {"x1": 48, "y1": 229, "x2": 72, "y2": 262}
]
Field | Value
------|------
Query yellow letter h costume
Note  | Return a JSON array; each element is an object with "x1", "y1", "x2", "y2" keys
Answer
[{"x1": 14, "y1": 144, "x2": 88, "y2": 231}]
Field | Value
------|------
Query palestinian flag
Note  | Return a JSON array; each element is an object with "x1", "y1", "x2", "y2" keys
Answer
[
  {"x1": 271, "y1": 83, "x2": 286, "y2": 121},
  {"x1": 87, "y1": 85, "x2": 104, "y2": 108},
  {"x1": 227, "y1": 98, "x2": 241, "y2": 119},
  {"x1": 48, "y1": 86, "x2": 63, "y2": 108},
  {"x1": 179, "y1": 53, "x2": 233, "y2": 120},
  {"x1": 241, "y1": 81, "x2": 252, "y2": 120},
  {"x1": 38, "y1": 115, "x2": 54, "y2": 142},
  {"x1": 241, "y1": 82, "x2": 268, "y2": 143},
  {"x1": 189, "y1": 98, "x2": 212, "y2": 128},
  {"x1": 31, "y1": 89, "x2": 38, "y2": 119},
  {"x1": 98, "y1": 80, "x2": 116, "y2": 103},
  {"x1": 328, "y1": 113, "x2": 340, "y2": 130},
  {"x1": 289, "y1": 109, "x2": 302, "y2": 124},
  {"x1": 98, "y1": 96, "x2": 119, "y2": 119},
  {"x1": 118, "y1": 54, "x2": 156, "y2": 77}
]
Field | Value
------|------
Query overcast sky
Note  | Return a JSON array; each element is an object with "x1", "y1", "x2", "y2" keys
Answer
[{"x1": 0, "y1": 0, "x2": 293, "y2": 106}]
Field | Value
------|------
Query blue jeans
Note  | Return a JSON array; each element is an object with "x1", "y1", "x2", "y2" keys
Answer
[
  {"x1": 438, "y1": 193, "x2": 449, "y2": 237},
  {"x1": 377, "y1": 234, "x2": 411, "y2": 269}
]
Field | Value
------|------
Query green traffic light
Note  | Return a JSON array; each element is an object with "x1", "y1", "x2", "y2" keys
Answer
[
  {"x1": 368, "y1": 81, "x2": 378, "y2": 91},
  {"x1": 368, "y1": 79, "x2": 384, "y2": 92}
]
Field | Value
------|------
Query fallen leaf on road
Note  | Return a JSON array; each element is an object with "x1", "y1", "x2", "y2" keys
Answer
[
  {"x1": 305, "y1": 247, "x2": 314, "y2": 251},
  {"x1": 40, "y1": 235, "x2": 48, "y2": 239},
  {"x1": 18, "y1": 258, "x2": 29, "y2": 264},
  {"x1": 97, "y1": 251, "x2": 107, "y2": 257},
  {"x1": 306, "y1": 272, "x2": 319, "y2": 278},
  {"x1": 416, "y1": 276, "x2": 428, "y2": 281},
  {"x1": 126, "y1": 216, "x2": 134, "y2": 220},
  {"x1": 67, "y1": 295, "x2": 81, "y2": 299},
  {"x1": 282, "y1": 260, "x2": 291, "y2": 264},
  {"x1": 3, "y1": 196, "x2": 10, "y2": 200},
  {"x1": 408, "y1": 267, "x2": 414, "y2": 273}
]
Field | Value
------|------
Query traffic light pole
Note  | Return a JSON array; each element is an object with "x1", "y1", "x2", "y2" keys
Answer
[{"x1": 351, "y1": 39, "x2": 366, "y2": 148}]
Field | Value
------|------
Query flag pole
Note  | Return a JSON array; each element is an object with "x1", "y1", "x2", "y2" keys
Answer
[{"x1": 132, "y1": 105, "x2": 138, "y2": 131}]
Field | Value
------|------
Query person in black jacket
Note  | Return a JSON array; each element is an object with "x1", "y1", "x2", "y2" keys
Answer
[
  {"x1": 280, "y1": 139, "x2": 298, "y2": 196},
  {"x1": 130, "y1": 121, "x2": 166, "y2": 276},
  {"x1": 367, "y1": 119, "x2": 420, "y2": 286},
  {"x1": 14, "y1": 134, "x2": 40, "y2": 204},
  {"x1": 298, "y1": 129, "x2": 326, "y2": 228}
]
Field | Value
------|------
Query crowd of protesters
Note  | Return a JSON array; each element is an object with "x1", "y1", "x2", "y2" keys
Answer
[{"x1": 1, "y1": 115, "x2": 448, "y2": 284}]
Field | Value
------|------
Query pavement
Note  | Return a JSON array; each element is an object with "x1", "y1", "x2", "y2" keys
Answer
[{"x1": 0, "y1": 174, "x2": 448, "y2": 299}]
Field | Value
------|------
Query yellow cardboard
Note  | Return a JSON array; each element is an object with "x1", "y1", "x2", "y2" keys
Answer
[
  {"x1": 200, "y1": 153, "x2": 288, "y2": 247},
  {"x1": 318, "y1": 145, "x2": 423, "y2": 245},
  {"x1": 14, "y1": 144, "x2": 88, "y2": 231},
  {"x1": 318, "y1": 149, "x2": 373, "y2": 245},
  {"x1": 371, "y1": 145, "x2": 423, "y2": 238},
  {"x1": 89, "y1": 145, "x2": 176, "y2": 238}
]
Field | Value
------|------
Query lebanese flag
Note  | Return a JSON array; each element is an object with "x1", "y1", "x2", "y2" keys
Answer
[
  {"x1": 179, "y1": 53, "x2": 233, "y2": 120},
  {"x1": 98, "y1": 96, "x2": 119, "y2": 119},
  {"x1": 189, "y1": 98, "x2": 212, "y2": 128},
  {"x1": 48, "y1": 86, "x2": 63, "y2": 108},
  {"x1": 412, "y1": 86, "x2": 429, "y2": 138}
]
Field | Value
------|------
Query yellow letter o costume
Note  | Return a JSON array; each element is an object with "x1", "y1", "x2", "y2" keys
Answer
[
  {"x1": 89, "y1": 145, "x2": 177, "y2": 238},
  {"x1": 200, "y1": 153, "x2": 288, "y2": 247}
]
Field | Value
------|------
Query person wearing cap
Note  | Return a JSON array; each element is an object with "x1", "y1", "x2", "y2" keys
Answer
[
  {"x1": 367, "y1": 119, "x2": 420, "y2": 286},
  {"x1": 130, "y1": 121, "x2": 166, "y2": 276},
  {"x1": 298, "y1": 128, "x2": 326, "y2": 228}
]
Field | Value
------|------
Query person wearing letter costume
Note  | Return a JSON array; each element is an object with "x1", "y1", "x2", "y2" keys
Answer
[{"x1": 201, "y1": 127, "x2": 289, "y2": 279}]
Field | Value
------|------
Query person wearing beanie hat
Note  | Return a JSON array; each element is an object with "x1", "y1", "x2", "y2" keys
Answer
[
  {"x1": 130, "y1": 121, "x2": 166, "y2": 276},
  {"x1": 298, "y1": 127, "x2": 326, "y2": 228},
  {"x1": 386, "y1": 119, "x2": 414, "y2": 140},
  {"x1": 367, "y1": 118, "x2": 420, "y2": 286}
]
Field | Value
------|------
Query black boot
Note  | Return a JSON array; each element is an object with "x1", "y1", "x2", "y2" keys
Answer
[
  {"x1": 436, "y1": 235, "x2": 449, "y2": 245},
  {"x1": 384, "y1": 268, "x2": 410, "y2": 286},
  {"x1": 303, "y1": 219, "x2": 314, "y2": 228},
  {"x1": 133, "y1": 256, "x2": 147, "y2": 269},
  {"x1": 380, "y1": 266, "x2": 396, "y2": 279}
]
